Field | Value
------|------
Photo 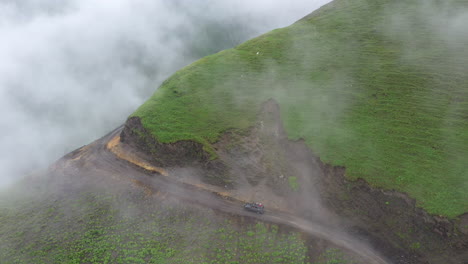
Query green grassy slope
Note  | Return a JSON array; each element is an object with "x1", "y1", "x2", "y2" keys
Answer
[
  {"x1": 0, "y1": 187, "x2": 354, "y2": 264},
  {"x1": 133, "y1": 0, "x2": 468, "y2": 218}
]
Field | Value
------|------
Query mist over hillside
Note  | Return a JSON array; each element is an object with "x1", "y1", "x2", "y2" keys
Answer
[
  {"x1": 0, "y1": 1, "x2": 467, "y2": 263},
  {"x1": 132, "y1": 0, "x2": 468, "y2": 217},
  {"x1": 0, "y1": 0, "x2": 331, "y2": 186}
]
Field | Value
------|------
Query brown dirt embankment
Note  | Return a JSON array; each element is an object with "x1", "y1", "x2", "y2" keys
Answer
[
  {"x1": 120, "y1": 100, "x2": 467, "y2": 264},
  {"x1": 120, "y1": 116, "x2": 231, "y2": 187}
]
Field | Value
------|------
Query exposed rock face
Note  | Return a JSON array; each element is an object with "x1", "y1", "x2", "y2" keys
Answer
[
  {"x1": 460, "y1": 214, "x2": 468, "y2": 236},
  {"x1": 120, "y1": 116, "x2": 230, "y2": 186},
  {"x1": 320, "y1": 164, "x2": 468, "y2": 264},
  {"x1": 121, "y1": 117, "x2": 208, "y2": 167}
]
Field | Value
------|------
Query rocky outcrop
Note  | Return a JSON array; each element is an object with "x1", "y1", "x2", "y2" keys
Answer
[
  {"x1": 121, "y1": 117, "x2": 209, "y2": 167},
  {"x1": 318, "y1": 157, "x2": 468, "y2": 264},
  {"x1": 120, "y1": 116, "x2": 230, "y2": 187}
]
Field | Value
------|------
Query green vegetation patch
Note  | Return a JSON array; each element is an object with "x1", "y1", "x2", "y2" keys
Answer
[
  {"x1": 133, "y1": 0, "x2": 468, "y2": 217},
  {"x1": 0, "y1": 187, "x2": 356, "y2": 264},
  {"x1": 288, "y1": 176, "x2": 299, "y2": 191},
  {"x1": 315, "y1": 249, "x2": 358, "y2": 264}
]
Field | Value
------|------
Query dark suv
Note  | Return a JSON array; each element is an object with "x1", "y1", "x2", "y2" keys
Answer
[{"x1": 244, "y1": 202, "x2": 265, "y2": 214}]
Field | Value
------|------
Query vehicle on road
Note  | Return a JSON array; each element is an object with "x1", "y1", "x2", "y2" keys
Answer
[{"x1": 244, "y1": 202, "x2": 264, "y2": 214}]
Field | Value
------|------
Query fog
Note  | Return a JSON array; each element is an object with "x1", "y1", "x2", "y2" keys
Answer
[{"x1": 0, "y1": 0, "x2": 331, "y2": 186}]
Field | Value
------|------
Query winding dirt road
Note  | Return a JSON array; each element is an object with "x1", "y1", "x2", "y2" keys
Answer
[{"x1": 55, "y1": 126, "x2": 391, "y2": 264}]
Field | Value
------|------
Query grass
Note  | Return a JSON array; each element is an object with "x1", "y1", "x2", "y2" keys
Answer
[
  {"x1": 0, "y1": 186, "x2": 354, "y2": 264},
  {"x1": 315, "y1": 249, "x2": 357, "y2": 264},
  {"x1": 288, "y1": 176, "x2": 299, "y2": 191},
  {"x1": 133, "y1": 0, "x2": 468, "y2": 218}
]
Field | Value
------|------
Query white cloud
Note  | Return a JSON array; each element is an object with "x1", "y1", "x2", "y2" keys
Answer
[{"x1": 0, "y1": 0, "x2": 330, "y2": 186}]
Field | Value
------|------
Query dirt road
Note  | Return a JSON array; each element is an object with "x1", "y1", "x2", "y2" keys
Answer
[{"x1": 54, "y1": 126, "x2": 390, "y2": 264}]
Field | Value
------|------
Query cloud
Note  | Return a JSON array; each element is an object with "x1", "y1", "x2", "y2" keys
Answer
[{"x1": 0, "y1": 0, "x2": 331, "y2": 186}]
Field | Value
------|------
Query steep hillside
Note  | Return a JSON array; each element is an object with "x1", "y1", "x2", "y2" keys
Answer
[{"x1": 132, "y1": 0, "x2": 468, "y2": 218}]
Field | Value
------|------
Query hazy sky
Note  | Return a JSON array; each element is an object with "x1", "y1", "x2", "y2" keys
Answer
[{"x1": 0, "y1": 0, "x2": 331, "y2": 186}]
